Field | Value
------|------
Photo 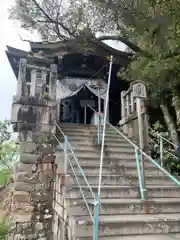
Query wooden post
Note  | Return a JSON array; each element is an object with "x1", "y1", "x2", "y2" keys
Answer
[
  {"x1": 41, "y1": 70, "x2": 47, "y2": 94},
  {"x1": 30, "y1": 69, "x2": 36, "y2": 97},
  {"x1": 126, "y1": 95, "x2": 130, "y2": 116},
  {"x1": 17, "y1": 58, "x2": 27, "y2": 98},
  {"x1": 132, "y1": 82, "x2": 147, "y2": 197},
  {"x1": 130, "y1": 91, "x2": 134, "y2": 113},
  {"x1": 121, "y1": 91, "x2": 125, "y2": 118},
  {"x1": 49, "y1": 64, "x2": 58, "y2": 100}
]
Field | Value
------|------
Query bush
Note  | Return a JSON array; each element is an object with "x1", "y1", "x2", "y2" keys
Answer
[
  {"x1": 0, "y1": 219, "x2": 9, "y2": 239},
  {"x1": 0, "y1": 169, "x2": 11, "y2": 187},
  {"x1": 149, "y1": 121, "x2": 179, "y2": 175}
]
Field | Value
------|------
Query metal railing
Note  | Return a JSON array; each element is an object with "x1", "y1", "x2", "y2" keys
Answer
[
  {"x1": 107, "y1": 122, "x2": 180, "y2": 198},
  {"x1": 87, "y1": 105, "x2": 180, "y2": 201},
  {"x1": 53, "y1": 123, "x2": 99, "y2": 240},
  {"x1": 149, "y1": 127, "x2": 178, "y2": 166}
]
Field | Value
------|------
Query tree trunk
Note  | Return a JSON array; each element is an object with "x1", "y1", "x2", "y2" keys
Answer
[
  {"x1": 160, "y1": 99, "x2": 179, "y2": 145},
  {"x1": 172, "y1": 93, "x2": 180, "y2": 130}
]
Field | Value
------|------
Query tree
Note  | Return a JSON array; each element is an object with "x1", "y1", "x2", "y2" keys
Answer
[
  {"x1": 9, "y1": 0, "x2": 140, "y2": 54},
  {"x1": 9, "y1": 0, "x2": 180, "y2": 143}
]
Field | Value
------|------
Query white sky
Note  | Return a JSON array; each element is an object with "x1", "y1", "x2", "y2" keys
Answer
[
  {"x1": 0, "y1": 1, "x2": 126, "y2": 121},
  {"x1": 0, "y1": 0, "x2": 30, "y2": 120}
]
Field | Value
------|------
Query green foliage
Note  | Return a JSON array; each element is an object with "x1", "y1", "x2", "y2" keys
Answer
[
  {"x1": 0, "y1": 120, "x2": 11, "y2": 144},
  {"x1": 0, "y1": 142, "x2": 18, "y2": 170},
  {"x1": 0, "y1": 169, "x2": 11, "y2": 186},
  {"x1": 0, "y1": 121, "x2": 18, "y2": 171},
  {"x1": 149, "y1": 121, "x2": 180, "y2": 175},
  {"x1": 0, "y1": 121, "x2": 18, "y2": 187},
  {"x1": 0, "y1": 219, "x2": 9, "y2": 239}
]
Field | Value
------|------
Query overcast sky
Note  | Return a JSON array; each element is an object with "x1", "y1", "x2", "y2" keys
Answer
[{"x1": 0, "y1": 1, "x2": 30, "y2": 120}]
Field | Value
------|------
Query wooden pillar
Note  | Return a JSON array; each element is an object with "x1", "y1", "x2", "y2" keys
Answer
[
  {"x1": 41, "y1": 70, "x2": 47, "y2": 95},
  {"x1": 130, "y1": 91, "x2": 134, "y2": 113},
  {"x1": 121, "y1": 91, "x2": 125, "y2": 118},
  {"x1": 49, "y1": 64, "x2": 57, "y2": 100},
  {"x1": 30, "y1": 69, "x2": 36, "y2": 97},
  {"x1": 126, "y1": 94, "x2": 130, "y2": 116}
]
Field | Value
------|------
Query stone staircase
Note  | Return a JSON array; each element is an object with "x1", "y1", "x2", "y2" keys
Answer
[{"x1": 56, "y1": 123, "x2": 180, "y2": 239}]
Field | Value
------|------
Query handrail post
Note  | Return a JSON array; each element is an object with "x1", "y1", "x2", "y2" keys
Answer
[
  {"x1": 93, "y1": 194, "x2": 100, "y2": 240},
  {"x1": 98, "y1": 87, "x2": 101, "y2": 144},
  {"x1": 160, "y1": 135, "x2": 163, "y2": 166},
  {"x1": 98, "y1": 56, "x2": 113, "y2": 196},
  {"x1": 98, "y1": 114, "x2": 101, "y2": 144},
  {"x1": 64, "y1": 135, "x2": 68, "y2": 173},
  {"x1": 135, "y1": 147, "x2": 145, "y2": 200},
  {"x1": 136, "y1": 97, "x2": 146, "y2": 194},
  {"x1": 84, "y1": 105, "x2": 87, "y2": 124}
]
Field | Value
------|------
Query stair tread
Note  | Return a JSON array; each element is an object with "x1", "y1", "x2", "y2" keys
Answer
[
  {"x1": 70, "y1": 185, "x2": 179, "y2": 189},
  {"x1": 95, "y1": 233, "x2": 180, "y2": 240},
  {"x1": 69, "y1": 163, "x2": 155, "y2": 167},
  {"x1": 69, "y1": 173, "x2": 172, "y2": 177},
  {"x1": 70, "y1": 198, "x2": 180, "y2": 204},
  {"x1": 76, "y1": 213, "x2": 180, "y2": 222}
]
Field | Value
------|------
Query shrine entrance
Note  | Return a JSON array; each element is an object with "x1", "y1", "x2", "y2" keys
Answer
[{"x1": 60, "y1": 87, "x2": 105, "y2": 124}]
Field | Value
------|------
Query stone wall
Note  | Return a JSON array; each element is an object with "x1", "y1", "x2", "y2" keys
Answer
[
  {"x1": 8, "y1": 126, "x2": 56, "y2": 239},
  {"x1": 52, "y1": 151, "x2": 75, "y2": 240}
]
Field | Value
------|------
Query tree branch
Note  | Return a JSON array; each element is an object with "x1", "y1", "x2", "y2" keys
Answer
[
  {"x1": 30, "y1": 0, "x2": 75, "y2": 38},
  {"x1": 97, "y1": 35, "x2": 143, "y2": 53},
  {"x1": 30, "y1": 0, "x2": 53, "y2": 22}
]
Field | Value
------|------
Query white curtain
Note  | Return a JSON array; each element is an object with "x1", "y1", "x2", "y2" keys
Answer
[{"x1": 56, "y1": 77, "x2": 107, "y2": 100}]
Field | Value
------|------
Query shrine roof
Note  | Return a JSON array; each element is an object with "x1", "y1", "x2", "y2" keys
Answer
[
  {"x1": 29, "y1": 39, "x2": 131, "y2": 62},
  {"x1": 6, "y1": 46, "x2": 54, "y2": 78},
  {"x1": 6, "y1": 39, "x2": 130, "y2": 79}
]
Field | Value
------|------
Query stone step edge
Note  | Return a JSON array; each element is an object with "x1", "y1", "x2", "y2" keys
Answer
[
  {"x1": 68, "y1": 197, "x2": 180, "y2": 204},
  {"x1": 67, "y1": 185, "x2": 180, "y2": 189},
  {"x1": 68, "y1": 173, "x2": 173, "y2": 178},
  {"x1": 75, "y1": 233, "x2": 180, "y2": 240},
  {"x1": 75, "y1": 212, "x2": 180, "y2": 223}
]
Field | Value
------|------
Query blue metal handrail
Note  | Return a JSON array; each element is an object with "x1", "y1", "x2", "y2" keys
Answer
[
  {"x1": 149, "y1": 136, "x2": 177, "y2": 160},
  {"x1": 53, "y1": 123, "x2": 99, "y2": 239},
  {"x1": 149, "y1": 127, "x2": 178, "y2": 166},
  {"x1": 107, "y1": 122, "x2": 180, "y2": 187},
  {"x1": 87, "y1": 104, "x2": 180, "y2": 200},
  {"x1": 53, "y1": 133, "x2": 95, "y2": 221}
]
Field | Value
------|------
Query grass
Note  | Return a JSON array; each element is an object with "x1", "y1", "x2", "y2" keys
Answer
[
  {"x1": 0, "y1": 169, "x2": 11, "y2": 187},
  {"x1": 0, "y1": 219, "x2": 9, "y2": 239},
  {"x1": 0, "y1": 169, "x2": 11, "y2": 239}
]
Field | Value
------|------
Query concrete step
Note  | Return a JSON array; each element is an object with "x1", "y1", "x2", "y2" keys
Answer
[
  {"x1": 59, "y1": 123, "x2": 119, "y2": 133},
  {"x1": 57, "y1": 131, "x2": 128, "y2": 141},
  {"x1": 69, "y1": 145, "x2": 135, "y2": 154},
  {"x1": 59, "y1": 142, "x2": 134, "y2": 150},
  {"x1": 66, "y1": 185, "x2": 180, "y2": 199},
  {"x1": 58, "y1": 135, "x2": 133, "y2": 145},
  {"x1": 59, "y1": 124, "x2": 126, "y2": 138},
  {"x1": 68, "y1": 156, "x2": 156, "y2": 168},
  {"x1": 77, "y1": 233, "x2": 180, "y2": 240},
  {"x1": 75, "y1": 213, "x2": 180, "y2": 237},
  {"x1": 68, "y1": 164, "x2": 162, "y2": 175},
  {"x1": 69, "y1": 148, "x2": 135, "y2": 158},
  {"x1": 68, "y1": 174, "x2": 176, "y2": 186},
  {"x1": 68, "y1": 198, "x2": 180, "y2": 215}
]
